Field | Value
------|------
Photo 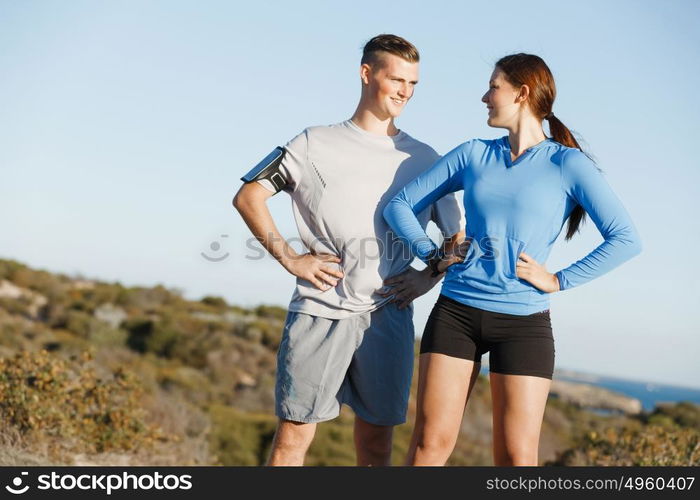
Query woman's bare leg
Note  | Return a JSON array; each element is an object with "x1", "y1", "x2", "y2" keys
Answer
[
  {"x1": 407, "y1": 353, "x2": 481, "y2": 465},
  {"x1": 490, "y1": 373, "x2": 551, "y2": 466}
]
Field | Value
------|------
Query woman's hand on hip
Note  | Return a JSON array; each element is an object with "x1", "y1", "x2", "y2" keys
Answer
[{"x1": 516, "y1": 252, "x2": 560, "y2": 293}]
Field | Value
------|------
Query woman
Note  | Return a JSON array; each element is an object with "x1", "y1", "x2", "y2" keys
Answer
[{"x1": 382, "y1": 53, "x2": 642, "y2": 466}]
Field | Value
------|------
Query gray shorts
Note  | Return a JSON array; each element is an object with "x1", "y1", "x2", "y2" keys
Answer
[{"x1": 275, "y1": 303, "x2": 415, "y2": 426}]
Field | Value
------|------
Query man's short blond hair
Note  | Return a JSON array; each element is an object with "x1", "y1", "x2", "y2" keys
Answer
[{"x1": 361, "y1": 34, "x2": 419, "y2": 68}]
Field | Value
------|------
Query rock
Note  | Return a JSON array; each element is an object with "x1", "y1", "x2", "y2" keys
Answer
[
  {"x1": 71, "y1": 280, "x2": 95, "y2": 290},
  {"x1": 190, "y1": 310, "x2": 249, "y2": 325},
  {"x1": 223, "y1": 311, "x2": 247, "y2": 323},
  {"x1": 0, "y1": 280, "x2": 48, "y2": 318},
  {"x1": 94, "y1": 303, "x2": 127, "y2": 328},
  {"x1": 191, "y1": 311, "x2": 222, "y2": 323},
  {"x1": 236, "y1": 372, "x2": 257, "y2": 389},
  {"x1": 0, "y1": 280, "x2": 23, "y2": 299},
  {"x1": 549, "y1": 379, "x2": 642, "y2": 414}
]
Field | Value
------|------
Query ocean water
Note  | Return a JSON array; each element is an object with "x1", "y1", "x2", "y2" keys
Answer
[
  {"x1": 479, "y1": 366, "x2": 700, "y2": 411},
  {"x1": 555, "y1": 373, "x2": 700, "y2": 412}
]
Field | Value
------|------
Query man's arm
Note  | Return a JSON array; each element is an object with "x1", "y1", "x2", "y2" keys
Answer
[{"x1": 232, "y1": 182, "x2": 343, "y2": 290}]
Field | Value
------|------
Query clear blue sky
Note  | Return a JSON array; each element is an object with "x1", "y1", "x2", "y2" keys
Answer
[{"x1": 2, "y1": 0, "x2": 699, "y2": 388}]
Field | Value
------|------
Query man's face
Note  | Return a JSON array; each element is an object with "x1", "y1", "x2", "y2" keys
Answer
[{"x1": 361, "y1": 52, "x2": 419, "y2": 119}]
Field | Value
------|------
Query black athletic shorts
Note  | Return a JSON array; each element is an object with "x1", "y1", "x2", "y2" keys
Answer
[{"x1": 421, "y1": 294, "x2": 555, "y2": 379}]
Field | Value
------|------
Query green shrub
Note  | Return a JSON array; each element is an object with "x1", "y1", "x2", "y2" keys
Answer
[
  {"x1": 201, "y1": 296, "x2": 228, "y2": 309},
  {"x1": 649, "y1": 402, "x2": 700, "y2": 429},
  {"x1": 147, "y1": 324, "x2": 183, "y2": 358},
  {"x1": 209, "y1": 405, "x2": 276, "y2": 465},
  {"x1": 0, "y1": 259, "x2": 27, "y2": 280},
  {"x1": 0, "y1": 297, "x2": 32, "y2": 317},
  {"x1": 88, "y1": 323, "x2": 128, "y2": 347},
  {"x1": 254, "y1": 305, "x2": 287, "y2": 322},
  {"x1": 242, "y1": 320, "x2": 282, "y2": 350},
  {"x1": 65, "y1": 310, "x2": 92, "y2": 338},
  {"x1": 91, "y1": 284, "x2": 124, "y2": 307},
  {"x1": 116, "y1": 286, "x2": 182, "y2": 311},
  {"x1": 124, "y1": 318, "x2": 155, "y2": 353}
]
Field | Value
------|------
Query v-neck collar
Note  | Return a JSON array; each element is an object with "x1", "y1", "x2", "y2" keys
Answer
[{"x1": 500, "y1": 136, "x2": 553, "y2": 168}]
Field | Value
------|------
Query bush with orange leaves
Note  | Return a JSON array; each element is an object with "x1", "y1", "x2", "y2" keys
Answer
[
  {"x1": 552, "y1": 410, "x2": 700, "y2": 466},
  {"x1": 0, "y1": 349, "x2": 166, "y2": 458}
]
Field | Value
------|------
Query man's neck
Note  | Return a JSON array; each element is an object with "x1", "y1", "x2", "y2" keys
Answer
[{"x1": 350, "y1": 106, "x2": 399, "y2": 136}]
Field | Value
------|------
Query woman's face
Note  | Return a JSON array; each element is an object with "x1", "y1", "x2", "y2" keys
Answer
[{"x1": 481, "y1": 68, "x2": 522, "y2": 128}]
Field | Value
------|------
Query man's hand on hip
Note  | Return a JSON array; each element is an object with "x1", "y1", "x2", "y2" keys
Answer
[
  {"x1": 379, "y1": 267, "x2": 441, "y2": 310},
  {"x1": 284, "y1": 253, "x2": 344, "y2": 291}
]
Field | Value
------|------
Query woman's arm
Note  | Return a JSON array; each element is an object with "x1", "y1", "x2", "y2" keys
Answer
[
  {"x1": 383, "y1": 142, "x2": 470, "y2": 263},
  {"x1": 554, "y1": 150, "x2": 643, "y2": 290}
]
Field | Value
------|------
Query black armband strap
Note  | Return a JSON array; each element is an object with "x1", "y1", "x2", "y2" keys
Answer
[{"x1": 241, "y1": 146, "x2": 287, "y2": 193}]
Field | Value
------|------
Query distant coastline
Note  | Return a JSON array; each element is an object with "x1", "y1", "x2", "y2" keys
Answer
[{"x1": 480, "y1": 365, "x2": 700, "y2": 411}]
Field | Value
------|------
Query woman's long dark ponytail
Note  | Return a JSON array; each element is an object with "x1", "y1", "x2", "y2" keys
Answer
[{"x1": 496, "y1": 54, "x2": 586, "y2": 240}]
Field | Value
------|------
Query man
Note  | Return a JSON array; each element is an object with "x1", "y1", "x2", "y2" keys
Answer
[{"x1": 233, "y1": 34, "x2": 464, "y2": 466}]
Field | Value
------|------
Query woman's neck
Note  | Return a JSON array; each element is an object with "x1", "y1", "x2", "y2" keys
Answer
[{"x1": 506, "y1": 114, "x2": 547, "y2": 156}]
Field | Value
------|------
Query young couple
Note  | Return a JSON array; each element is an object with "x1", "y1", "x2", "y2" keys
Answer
[{"x1": 233, "y1": 34, "x2": 641, "y2": 466}]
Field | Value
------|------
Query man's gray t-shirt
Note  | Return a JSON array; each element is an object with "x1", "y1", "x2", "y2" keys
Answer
[{"x1": 259, "y1": 120, "x2": 462, "y2": 319}]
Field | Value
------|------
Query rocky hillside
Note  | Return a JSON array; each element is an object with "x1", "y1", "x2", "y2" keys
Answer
[{"x1": 0, "y1": 258, "x2": 697, "y2": 466}]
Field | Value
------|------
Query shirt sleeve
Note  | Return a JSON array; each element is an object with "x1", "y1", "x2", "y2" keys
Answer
[
  {"x1": 383, "y1": 142, "x2": 469, "y2": 263},
  {"x1": 257, "y1": 130, "x2": 306, "y2": 193},
  {"x1": 430, "y1": 193, "x2": 464, "y2": 238},
  {"x1": 554, "y1": 149, "x2": 642, "y2": 291}
]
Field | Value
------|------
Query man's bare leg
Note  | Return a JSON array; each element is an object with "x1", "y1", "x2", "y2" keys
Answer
[
  {"x1": 267, "y1": 419, "x2": 317, "y2": 466},
  {"x1": 354, "y1": 416, "x2": 393, "y2": 466}
]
